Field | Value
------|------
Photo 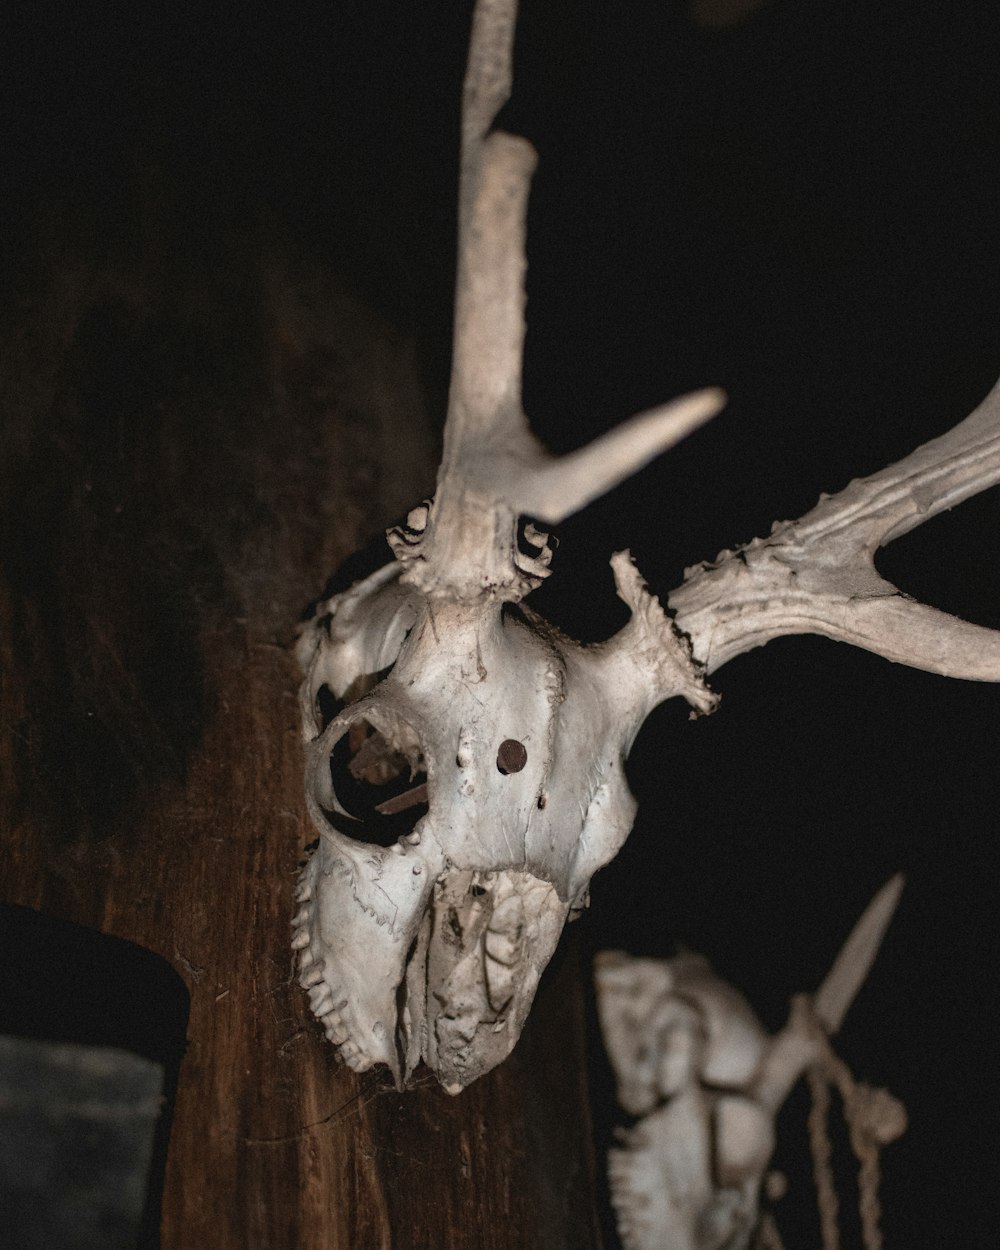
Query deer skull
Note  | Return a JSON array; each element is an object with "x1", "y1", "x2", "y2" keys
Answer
[
  {"x1": 293, "y1": 539, "x2": 715, "y2": 1089},
  {"x1": 293, "y1": 0, "x2": 1000, "y2": 1091},
  {"x1": 595, "y1": 877, "x2": 906, "y2": 1250}
]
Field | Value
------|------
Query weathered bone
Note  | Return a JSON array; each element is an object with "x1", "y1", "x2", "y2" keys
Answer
[
  {"x1": 293, "y1": 0, "x2": 1000, "y2": 1092},
  {"x1": 595, "y1": 876, "x2": 906, "y2": 1250},
  {"x1": 669, "y1": 376, "x2": 1000, "y2": 679},
  {"x1": 399, "y1": 0, "x2": 724, "y2": 601},
  {"x1": 293, "y1": 549, "x2": 716, "y2": 1089}
]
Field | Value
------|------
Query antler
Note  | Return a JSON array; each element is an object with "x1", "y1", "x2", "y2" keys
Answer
[
  {"x1": 390, "y1": 0, "x2": 724, "y2": 601},
  {"x1": 669, "y1": 377, "x2": 1000, "y2": 681}
]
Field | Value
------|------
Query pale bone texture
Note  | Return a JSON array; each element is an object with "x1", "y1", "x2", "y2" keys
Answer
[
  {"x1": 595, "y1": 877, "x2": 905, "y2": 1250},
  {"x1": 293, "y1": 0, "x2": 1000, "y2": 1091}
]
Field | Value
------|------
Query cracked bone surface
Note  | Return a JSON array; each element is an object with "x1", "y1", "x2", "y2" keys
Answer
[
  {"x1": 293, "y1": 0, "x2": 1000, "y2": 1092},
  {"x1": 595, "y1": 876, "x2": 905, "y2": 1250}
]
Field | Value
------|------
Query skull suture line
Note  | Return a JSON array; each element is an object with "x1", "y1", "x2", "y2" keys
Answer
[{"x1": 293, "y1": 0, "x2": 1000, "y2": 1091}]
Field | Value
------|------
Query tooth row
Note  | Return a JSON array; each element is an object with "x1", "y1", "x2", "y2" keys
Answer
[
  {"x1": 315, "y1": 989, "x2": 354, "y2": 1051},
  {"x1": 336, "y1": 1021, "x2": 373, "y2": 1069},
  {"x1": 301, "y1": 961, "x2": 367, "y2": 1062},
  {"x1": 309, "y1": 984, "x2": 334, "y2": 1015},
  {"x1": 325, "y1": 1017, "x2": 350, "y2": 1045},
  {"x1": 291, "y1": 859, "x2": 375, "y2": 1074},
  {"x1": 300, "y1": 963, "x2": 326, "y2": 988}
]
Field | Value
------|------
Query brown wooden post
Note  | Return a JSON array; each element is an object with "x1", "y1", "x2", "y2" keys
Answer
[{"x1": 0, "y1": 221, "x2": 603, "y2": 1248}]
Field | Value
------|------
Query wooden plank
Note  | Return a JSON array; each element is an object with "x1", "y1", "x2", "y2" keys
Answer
[{"x1": 0, "y1": 212, "x2": 602, "y2": 1248}]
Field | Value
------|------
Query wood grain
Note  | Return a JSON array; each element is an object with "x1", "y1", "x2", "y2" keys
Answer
[{"x1": 0, "y1": 208, "x2": 602, "y2": 1249}]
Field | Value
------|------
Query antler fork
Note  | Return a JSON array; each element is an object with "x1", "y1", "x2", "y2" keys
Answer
[
  {"x1": 669, "y1": 378, "x2": 1000, "y2": 680},
  {"x1": 390, "y1": 0, "x2": 724, "y2": 602}
]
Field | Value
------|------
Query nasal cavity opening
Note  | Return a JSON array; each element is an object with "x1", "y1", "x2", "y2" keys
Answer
[{"x1": 327, "y1": 717, "x2": 429, "y2": 847}]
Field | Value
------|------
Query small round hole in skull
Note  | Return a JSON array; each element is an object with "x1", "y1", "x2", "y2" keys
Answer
[
  {"x1": 327, "y1": 717, "x2": 428, "y2": 847},
  {"x1": 496, "y1": 739, "x2": 527, "y2": 775}
]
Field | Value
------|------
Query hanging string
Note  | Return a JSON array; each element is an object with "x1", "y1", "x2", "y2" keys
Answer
[{"x1": 760, "y1": 1005, "x2": 906, "y2": 1250}]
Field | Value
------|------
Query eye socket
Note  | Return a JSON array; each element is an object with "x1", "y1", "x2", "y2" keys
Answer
[
  {"x1": 496, "y1": 739, "x2": 527, "y2": 775},
  {"x1": 325, "y1": 717, "x2": 428, "y2": 846}
]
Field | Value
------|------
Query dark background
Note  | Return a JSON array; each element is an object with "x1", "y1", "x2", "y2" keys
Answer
[{"x1": 4, "y1": 1, "x2": 999, "y2": 1246}]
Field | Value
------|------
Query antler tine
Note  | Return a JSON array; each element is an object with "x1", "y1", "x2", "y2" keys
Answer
[
  {"x1": 669, "y1": 377, "x2": 1000, "y2": 680},
  {"x1": 516, "y1": 388, "x2": 726, "y2": 525},
  {"x1": 447, "y1": 0, "x2": 532, "y2": 434},
  {"x1": 397, "y1": 0, "x2": 724, "y2": 601}
]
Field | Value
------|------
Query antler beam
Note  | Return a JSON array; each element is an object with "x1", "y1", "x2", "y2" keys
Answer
[
  {"x1": 669, "y1": 377, "x2": 1000, "y2": 680},
  {"x1": 403, "y1": 0, "x2": 724, "y2": 600}
]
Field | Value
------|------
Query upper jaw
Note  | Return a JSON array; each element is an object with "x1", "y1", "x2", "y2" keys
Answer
[{"x1": 294, "y1": 836, "x2": 571, "y2": 1090}]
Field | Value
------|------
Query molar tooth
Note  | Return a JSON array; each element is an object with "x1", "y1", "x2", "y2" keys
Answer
[
  {"x1": 310, "y1": 986, "x2": 334, "y2": 1013},
  {"x1": 300, "y1": 965, "x2": 326, "y2": 988},
  {"x1": 405, "y1": 831, "x2": 421, "y2": 845},
  {"x1": 325, "y1": 1019, "x2": 349, "y2": 1045},
  {"x1": 292, "y1": 906, "x2": 310, "y2": 927},
  {"x1": 294, "y1": 881, "x2": 312, "y2": 903},
  {"x1": 291, "y1": 928, "x2": 311, "y2": 950}
]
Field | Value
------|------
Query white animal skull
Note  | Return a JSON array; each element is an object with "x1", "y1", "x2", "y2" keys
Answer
[
  {"x1": 292, "y1": 0, "x2": 1000, "y2": 1091},
  {"x1": 292, "y1": 543, "x2": 715, "y2": 1089},
  {"x1": 595, "y1": 877, "x2": 906, "y2": 1250}
]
